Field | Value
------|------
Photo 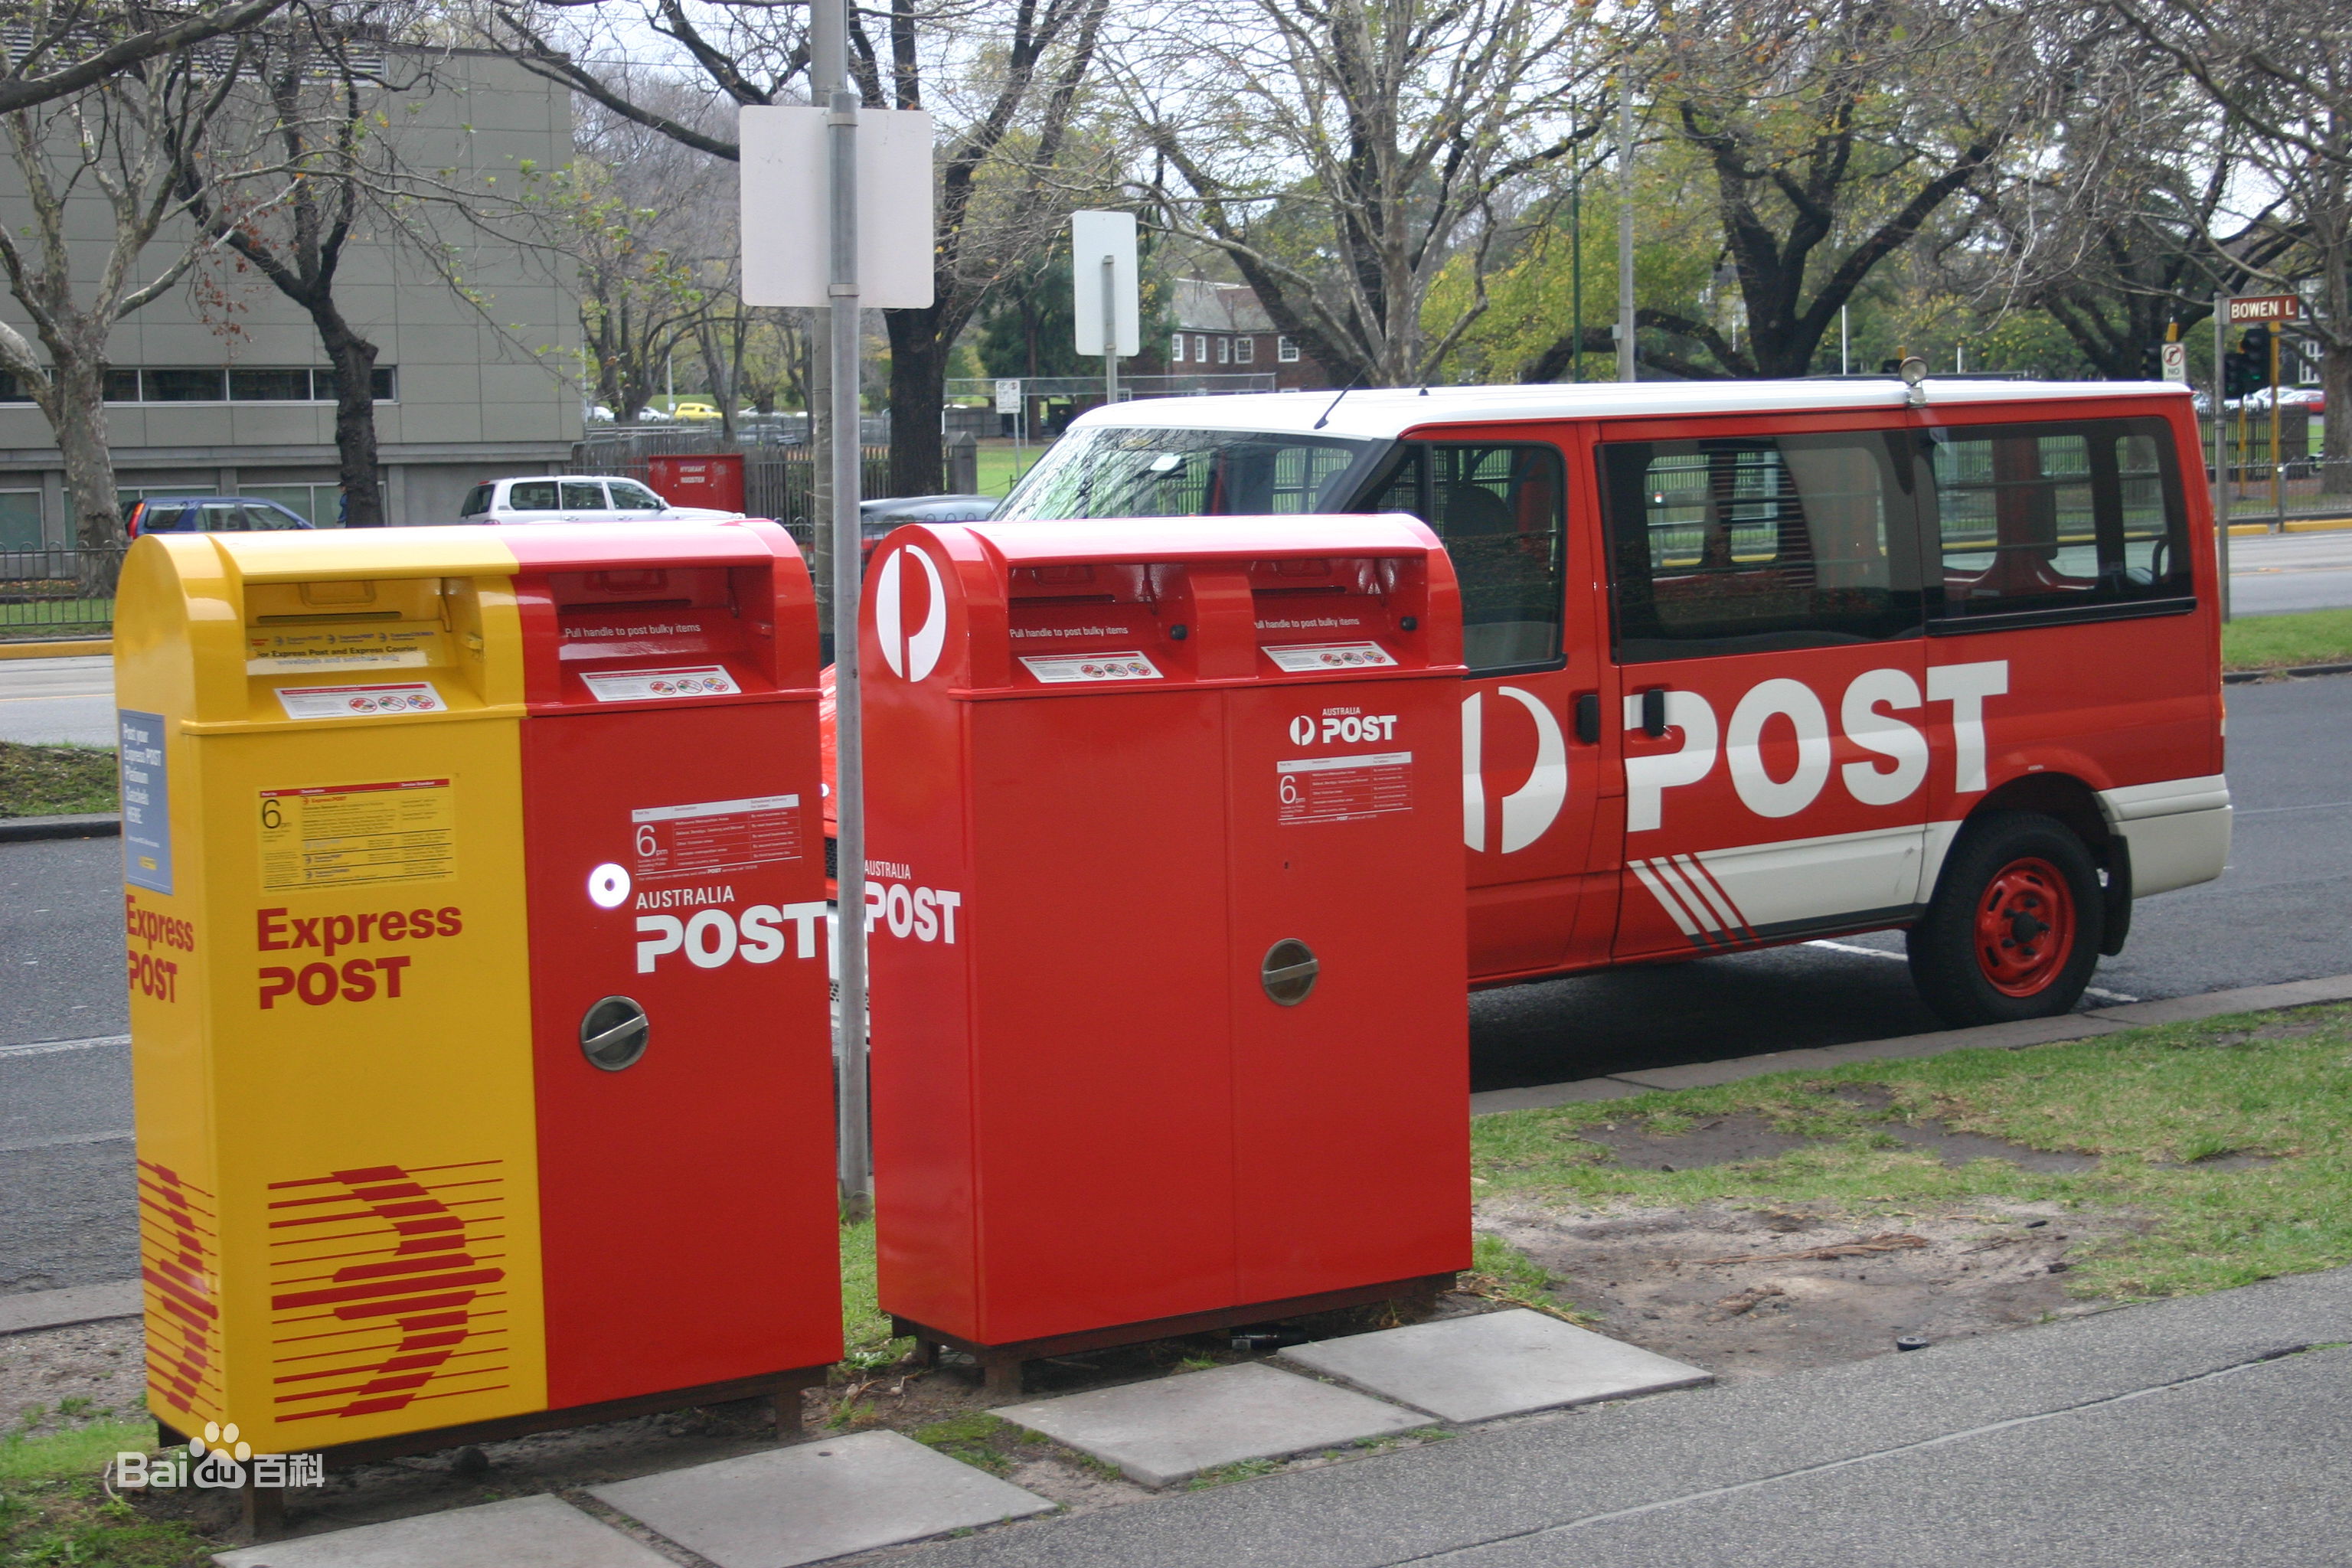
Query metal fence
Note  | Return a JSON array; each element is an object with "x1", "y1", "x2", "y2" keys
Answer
[{"x1": 0, "y1": 546, "x2": 124, "y2": 640}]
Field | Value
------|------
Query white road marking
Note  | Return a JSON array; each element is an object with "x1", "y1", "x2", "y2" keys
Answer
[
  {"x1": 1805, "y1": 939, "x2": 2139, "y2": 1003},
  {"x1": 0, "y1": 1034, "x2": 128, "y2": 1060}
]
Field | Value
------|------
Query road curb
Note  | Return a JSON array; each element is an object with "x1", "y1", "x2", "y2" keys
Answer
[
  {"x1": 0, "y1": 639, "x2": 109, "y2": 660},
  {"x1": 2223, "y1": 660, "x2": 2352, "y2": 684},
  {"x1": 1468, "y1": 972, "x2": 2352, "y2": 1116},
  {"x1": 0, "y1": 1279, "x2": 141, "y2": 1336},
  {"x1": 0, "y1": 812, "x2": 120, "y2": 842}
]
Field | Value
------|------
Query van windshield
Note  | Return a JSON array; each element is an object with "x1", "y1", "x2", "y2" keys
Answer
[{"x1": 996, "y1": 426, "x2": 1385, "y2": 520}]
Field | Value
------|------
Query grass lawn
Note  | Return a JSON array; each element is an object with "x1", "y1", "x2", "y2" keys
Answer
[
  {"x1": 1475, "y1": 1002, "x2": 2352, "y2": 1302},
  {"x1": 971, "y1": 439, "x2": 1050, "y2": 499},
  {"x1": 2221, "y1": 606, "x2": 2352, "y2": 671},
  {"x1": 0, "y1": 741, "x2": 118, "y2": 818},
  {"x1": 0, "y1": 1422, "x2": 214, "y2": 1566}
]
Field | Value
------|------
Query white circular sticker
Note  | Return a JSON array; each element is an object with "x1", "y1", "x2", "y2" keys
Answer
[{"x1": 587, "y1": 862, "x2": 632, "y2": 909}]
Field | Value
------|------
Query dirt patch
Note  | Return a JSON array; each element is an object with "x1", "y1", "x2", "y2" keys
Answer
[
  {"x1": 1577, "y1": 1104, "x2": 2100, "y2": 1175},
  {"x1": 0, "y1": 1317, "x2": 147, "y2": 1432},
  {"x1": 1479, "y1": 1197, "x2": 2135, "y2": 1383}
]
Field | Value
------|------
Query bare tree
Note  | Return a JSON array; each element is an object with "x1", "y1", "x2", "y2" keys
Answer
[
  {"x1": 1125, "y1": 0, "x2": 1608, "y2": 390},
  {"x1": 1530, "y1": 0, "x2": 2092, "y2": 380},
  {"x1": 0, "y1": 41, "x2": 246, "y2": 570},
  {"x1": 488, "y1": 0, "x2": 1114, "y2": 495},
  {"x1": 0, "y1": 0, "x2": 296, "y2": 117},
  {"x1": 2109, "y1": 0, "x2": 2352, "y2": 488}
]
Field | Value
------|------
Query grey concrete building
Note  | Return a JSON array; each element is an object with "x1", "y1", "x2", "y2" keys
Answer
[{"x1": 0, "y1": 44, "x2": 579, "y2": 545}]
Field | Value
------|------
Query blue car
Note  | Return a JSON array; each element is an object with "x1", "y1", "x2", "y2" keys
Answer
[{"x1": 126, "y1": 496, "x2": 315, "y2": 537}]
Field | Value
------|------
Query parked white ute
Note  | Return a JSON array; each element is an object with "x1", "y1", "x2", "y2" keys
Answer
[{"x1": 456, "y1": 475, "x2": 745, "y2": 524}]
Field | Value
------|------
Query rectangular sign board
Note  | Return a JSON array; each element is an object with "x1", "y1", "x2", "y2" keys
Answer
[
  {"x1": 1071, "y1": 210, "x2": 1140, "y2": 358},
  {"x1": 740, "y1": 106, "x2": 936, "y2": 309},
  {"x1": 2160, "y1": 341, "x2": 2187, "y2": 383},
  {"x1": 2227, "y1": 296, "x2": 2300, "y2": 323}
]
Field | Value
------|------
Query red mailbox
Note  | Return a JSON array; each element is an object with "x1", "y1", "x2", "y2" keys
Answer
[
  {"x1": 864, "y1": 517, "x2": 1469, "y2": 1388},
  {"x1": 509, "y1": 521, "x2": 839, "y2": 1412},
  {"x1": 646, "y1": 452, "x2": 746, "y2": 515}
]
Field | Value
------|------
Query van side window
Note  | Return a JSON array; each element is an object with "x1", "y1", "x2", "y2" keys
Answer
[
  {"x1": 1599, "y1": 432, "x2": 1922, "y2": 662},
  {"x1": 1361, "y1": 443, "x2": 1566, "y2": 671},
  {"x1": 1922, "y1": 416, "x2": 2191, "y2": 622},
  {"x1": 508, "y1": 481, "x2": 558, "y2": 511}
]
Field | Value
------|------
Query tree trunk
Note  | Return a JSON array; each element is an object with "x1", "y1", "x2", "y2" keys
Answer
[
  {"x1": 46, "y1": 354, "x2": 124, "y2": 596},
  {"x1": 2323, "y1": 334, "x2": 2352, "y2": 499},
  {"x1": 312, "y1": 302, "x2": 385, "y2": 528},
  {"x1": 885, "y1": 307, "x2": 948, "y2": 498}
]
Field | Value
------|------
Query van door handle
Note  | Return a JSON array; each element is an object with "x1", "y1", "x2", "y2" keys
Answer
[
  {"x1": 1641, "y1": 686, "x2": 1669, "y2": 738},
  {"x1": 1574, "y1": 691, "x2": 1601, "y2": 745}
]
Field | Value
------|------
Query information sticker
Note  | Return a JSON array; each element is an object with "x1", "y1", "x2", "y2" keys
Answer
[
  {"x1": 1276, "y1": 750, "x2": 1413, "y2": 825},
  {"x1": 1261, "y1": 640, "x2": 1397, "y2": 674},
  {"x1": 260, "y1": 779, "x2": 455, "y2": 890},
  {"x1": 119, "y1": 710, "x2": 172, "y2": 894},
  {"x1": 276, "y1": 682, "x2": 447, "y2": 720},
  {"x1": 581, "y1": 665, "x2": 742, "y2": 703},
  {"x1": 633, "y1": 794, "x2": 802, "y2": 878},
  {"x1": 246, "y1": 627, "x2": 438, "y2": 675},
  {"x1": 1018, "y1": 651, "x2": 1162, "y2": 684}
]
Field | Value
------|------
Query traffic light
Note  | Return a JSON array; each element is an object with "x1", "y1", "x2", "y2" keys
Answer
[
  {"x1": 2224, "y1": 325, "x2": 2271, "y2": 400},
  {"x1": 2142, "y1": 343, "x2": 2165, "y2": 378}
]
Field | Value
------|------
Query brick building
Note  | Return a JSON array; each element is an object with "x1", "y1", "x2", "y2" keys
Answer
[{"x1": 1168, "y1": 279, "x2": 1331, "y2": 391}]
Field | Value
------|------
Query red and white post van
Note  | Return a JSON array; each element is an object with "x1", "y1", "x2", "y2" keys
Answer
[{"x1": 830, "y1": 379, "x2": 2228, "y2": 1026}]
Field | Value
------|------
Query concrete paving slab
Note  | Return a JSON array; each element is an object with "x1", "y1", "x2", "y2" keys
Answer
[
  {"x1": 997, "y1": 1361, "x2": 1425, "y2": 1488},
  {"x1": 0, "y1": 1277, "x2": 140, "y2": 1334},
  {"x1": 1281, "y1": 1308, "x2": 1712, "y2": 1424},
  {"x1": 590, "y1": 1429, "x2": 1053, "y2": 1568},
  {"x1": 213, "y1": 1494, "x2": 671, "y2": 1568},
  {"x1": 1601, "y1": 1015, "x2": 2124, "y2": 1092}
]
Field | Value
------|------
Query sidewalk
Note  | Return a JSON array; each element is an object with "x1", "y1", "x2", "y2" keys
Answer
[{"x1": 892, "y1": 1266, "x2": 2352, "y2": 1567}]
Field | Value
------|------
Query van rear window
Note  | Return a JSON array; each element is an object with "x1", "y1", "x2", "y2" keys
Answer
[{"x1": 1923, "y1": 417, "x2": 2190, "y2": 622}]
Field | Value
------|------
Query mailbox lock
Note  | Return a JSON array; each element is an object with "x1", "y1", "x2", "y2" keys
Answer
[
  {"x1": 1260, "y1": 939, "x2": 1319, "y2": 1006},
  {"x1": 580, "y1": 995, "x2": 650, "y2": 1071}
]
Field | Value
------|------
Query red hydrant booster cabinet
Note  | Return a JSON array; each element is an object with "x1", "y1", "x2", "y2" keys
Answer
[{"x1": 864, "y1": 517, "x2": 1471, "y2": 1381}]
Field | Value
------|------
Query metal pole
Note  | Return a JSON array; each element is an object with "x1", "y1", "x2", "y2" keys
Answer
[
  {"x1": 2271, "y1": 328, "x2": 2284, "y2": 533},
  {"x1": 1570, "y1": 166, "x2": 1582, "y2": 384},
  {"x1": 1102, "y1": 254, "x2": 1119, "y2": 407},
  {"x1": 1841, "y1": 306, "x2": 1849, "y2": 375},
  {"x1": 816, "y1": 0, "x2": 872, "y2": 1217},
  {"x1": 2214, "y1": 294, "x2": 2230, "y2": 622},
  {"x1": 1616, "y1": 63, "x2": 1635, "y2": 384}
]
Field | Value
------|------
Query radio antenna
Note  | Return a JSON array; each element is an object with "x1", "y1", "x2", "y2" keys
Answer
[{"x1": 1312, "y1": 378, "x2": 1361, "y2": 430}]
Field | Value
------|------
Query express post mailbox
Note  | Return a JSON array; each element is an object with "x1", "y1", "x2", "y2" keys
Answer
[
  {"x1": 114, "y1": 521, "x2": 838, "y2": 1484},
  {"x1": 863, "y1": 517, "x2": 1471, "y2": 1389}
]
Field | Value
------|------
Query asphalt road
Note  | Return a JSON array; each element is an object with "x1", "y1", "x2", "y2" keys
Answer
[
  {"x1": 5, "y1": 674, "x2": 2350, "y2": 1296},
  {"x1": 2226, "y1": 528, "x2": 2352, "y2": 616}
]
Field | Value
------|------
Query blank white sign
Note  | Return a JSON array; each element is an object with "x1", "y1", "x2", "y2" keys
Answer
[
  {"x1": 1071, "y1": 210, "x2": 1139, "y2": 357},
  {"x1": 740, "y1": 105, "x2": 936, "y2": 308}
]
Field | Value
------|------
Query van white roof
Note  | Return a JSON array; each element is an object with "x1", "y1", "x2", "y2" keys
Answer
[{"x1": 1067, "y1": 379, "x2": 2190, "y2": 443}]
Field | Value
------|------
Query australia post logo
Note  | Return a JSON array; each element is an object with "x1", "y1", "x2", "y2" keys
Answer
[{"x1": 873, "y1": 545, "x2": 948, "y2": 681}]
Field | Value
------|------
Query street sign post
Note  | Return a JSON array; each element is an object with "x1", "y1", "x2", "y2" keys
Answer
[
  {"x1": 2160, "y1": 341, "x2": 2187, "y2": 383},
  {"x1": 1071, "y1": 211, "x2": 1138, "y2": 410},
  {"x1": 2226, "y1": 297, "x2": 2298, "y2": 535},
  {"x1": 995, "y1": 378, "x2": 1024, "y2": 492},
  {"x1": 737, "y1": 15, "x2": 940, "y2": 1215}
]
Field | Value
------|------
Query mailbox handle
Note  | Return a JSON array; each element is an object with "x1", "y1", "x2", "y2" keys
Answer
[{"x1": 1574, "y1": 691, "x2": 1601, "y2": 746}]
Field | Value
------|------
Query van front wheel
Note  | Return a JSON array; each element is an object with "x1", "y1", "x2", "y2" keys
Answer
[{"x1": 1908, "y1": 812, "x2": 2105, "y2": 1027}]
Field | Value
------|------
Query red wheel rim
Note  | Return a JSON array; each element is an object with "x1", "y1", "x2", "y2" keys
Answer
[{"x1": 1974, "y1": 856, "x2": 2076, "y2": 997}]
